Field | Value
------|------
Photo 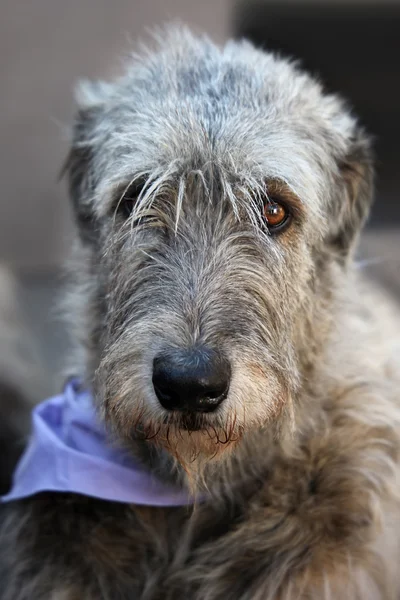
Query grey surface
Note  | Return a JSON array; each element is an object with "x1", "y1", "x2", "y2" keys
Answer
[
  {"x1": 17, "y1": 270, "x2": 70, "y2": 395},
  {"x1": 359, "y1": 230, "x2": 400, "y2": 297}
]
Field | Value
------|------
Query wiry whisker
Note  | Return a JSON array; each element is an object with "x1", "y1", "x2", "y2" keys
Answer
[
  {"x1": 144, "y1": 423, "x2": 162, "y2": 440},
  {"x1": 174, "y1": 176, "x2": 186, "y2": 233}
]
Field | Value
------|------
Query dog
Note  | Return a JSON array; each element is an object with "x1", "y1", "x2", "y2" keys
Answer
[{"x1": 1, "y1": 26, "x2": 400, "y2": 599}]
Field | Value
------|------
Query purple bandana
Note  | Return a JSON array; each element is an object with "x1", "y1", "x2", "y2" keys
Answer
[{"x1": 1, "y1": 380, "x2": 192, "y2": 506}]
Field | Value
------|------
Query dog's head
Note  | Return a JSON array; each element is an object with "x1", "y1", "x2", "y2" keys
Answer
[{"x1": 65, "y1": 28, "x2": 373, "y2": 481}]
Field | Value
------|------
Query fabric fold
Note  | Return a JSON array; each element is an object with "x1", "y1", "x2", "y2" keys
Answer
[{"x1": 1, "y1": 379, "x2": 192, "y2": 506}]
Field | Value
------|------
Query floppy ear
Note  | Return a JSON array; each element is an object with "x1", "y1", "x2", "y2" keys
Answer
[
  {"x1": 327, "y1": 129, "x2": 374, "y2": 259},
  {"x1": 63, "y1": 79, "x2": 114, "y2": 243},
  {"x1": 62, "y1": 105, "x2": 103, "y2": 244}
]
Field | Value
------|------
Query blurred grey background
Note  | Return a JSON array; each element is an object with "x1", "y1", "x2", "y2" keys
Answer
[{"x1": 0, "y1": 0, "x2": 399, "y2": 394}]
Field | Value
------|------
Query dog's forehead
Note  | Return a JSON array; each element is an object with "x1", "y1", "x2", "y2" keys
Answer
[{"x1": 77, "y1": 29, "x2": 356, "y2": 208}]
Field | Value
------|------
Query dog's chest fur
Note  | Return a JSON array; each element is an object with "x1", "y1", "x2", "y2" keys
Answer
[{"x1": 3, "y1": 383, "x2": 400, "y2": 600}]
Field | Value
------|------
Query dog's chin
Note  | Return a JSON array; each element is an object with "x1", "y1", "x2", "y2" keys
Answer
[{"x1": 133, "y1": 412, "x2": 244, "y2": 487}]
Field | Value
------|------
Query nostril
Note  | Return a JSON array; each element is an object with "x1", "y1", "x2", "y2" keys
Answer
[
  {"x1": 152, "y1": 379, "x2": 174, "y2": 406},
  {"x1": 194, "y1": 384, "x2": 229, "y2": 412},
  {"x1": 152, "y1": 347, "x2": 231, "y2": 413}
]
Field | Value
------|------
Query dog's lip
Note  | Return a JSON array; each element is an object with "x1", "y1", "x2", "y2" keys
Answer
[
  {"x1": 161, "y1": 411, "x2": 210, "y2": 432},
  {"x1": 177, "y1": 417, "x2": 204, "y2": 431}
]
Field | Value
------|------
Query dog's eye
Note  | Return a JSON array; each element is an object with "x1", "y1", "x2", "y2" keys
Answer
[
  {"x1": 263, "y1": 199, "x2": 291, "y2": 232},
  {"x1": 116, "y1": 179, "x2": 146, "y2": 219}
]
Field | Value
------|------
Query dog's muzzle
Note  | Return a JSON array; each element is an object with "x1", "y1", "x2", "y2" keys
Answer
[{"x1": 152, "y1": 346, "x2": 231, "y2": 413}]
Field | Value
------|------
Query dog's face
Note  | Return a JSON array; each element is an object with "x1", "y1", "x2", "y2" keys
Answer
[{"x1": 66, "y1": 29, "x2": 372, "y2": 477}]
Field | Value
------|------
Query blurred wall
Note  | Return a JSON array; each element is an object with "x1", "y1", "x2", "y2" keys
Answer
[{"x1": 0, "y1": 0, "x2": 231, "y2": 270}]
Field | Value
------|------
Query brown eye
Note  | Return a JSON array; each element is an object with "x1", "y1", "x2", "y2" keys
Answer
[
  {"x1": 116, "y1": 178, "x2": 147, "y2": 219},
  {"x1": 263, "y1": 200, "x2": 291, "y2": 232}
]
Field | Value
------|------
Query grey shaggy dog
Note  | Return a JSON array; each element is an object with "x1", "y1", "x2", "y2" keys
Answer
[{"x1": 1, "y1": 26, "x2": 400, "y2": 599}]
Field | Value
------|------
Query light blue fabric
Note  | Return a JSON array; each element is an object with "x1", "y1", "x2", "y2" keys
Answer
[{"x1": 2, "y1": 380, "x2": 192, "y2": 506}]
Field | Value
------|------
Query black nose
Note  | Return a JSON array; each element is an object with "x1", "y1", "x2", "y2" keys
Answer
[{"x1": 152, "y1": 347, "x2": 231, "y2": 413}]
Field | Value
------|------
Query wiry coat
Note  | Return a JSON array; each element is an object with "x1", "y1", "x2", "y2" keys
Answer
[{"x1": 1, "y1": 27, "x2": 400, "y2": 599}]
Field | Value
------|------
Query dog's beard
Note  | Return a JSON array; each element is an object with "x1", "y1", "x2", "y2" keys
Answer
[
  {"x1": 132, "y1": 410, "x2": 244, "y2": 491},
  {"x1": 100, "y1": 355, "x2": 294, "y2": 491},
  {"x1": 99, "y1": 370, "x2": 244, "y2": 489}
]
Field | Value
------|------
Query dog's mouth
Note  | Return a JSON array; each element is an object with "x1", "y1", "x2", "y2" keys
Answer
[
  {"x1": 133, "y1": 408, "x2": 240, "y2": 442},
  {"x1": 124, "y1": 401, "x2": 245, "y2": 478},
  {"x1": 158, "y1": 410, "x2": 212, "y2": 432},
  {"x1": 132, "y1": 411, "x2": 214, "y2": 439},
  {"x1": 174, "y1": 412, "x2": 208, "y2": 432}
]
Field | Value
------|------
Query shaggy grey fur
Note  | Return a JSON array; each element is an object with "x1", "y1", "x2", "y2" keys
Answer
[
  {"x1": 2, "y1": 27, "x2": 400, "y2": 600},
  {"x1": 66, "y1": 26, "x2": 372, "y2": 483}
]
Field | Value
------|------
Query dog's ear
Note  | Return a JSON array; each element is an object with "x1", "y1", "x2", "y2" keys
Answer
[
  {"x1": 63, "y1": 81, "x2": 111, "y2": 243},
  {"x1": 62, "y1": 105, "x2": 102, "y2": 244},
  {"x1": 327, "y1": 129, "x2": 374, "y2": 258}
]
